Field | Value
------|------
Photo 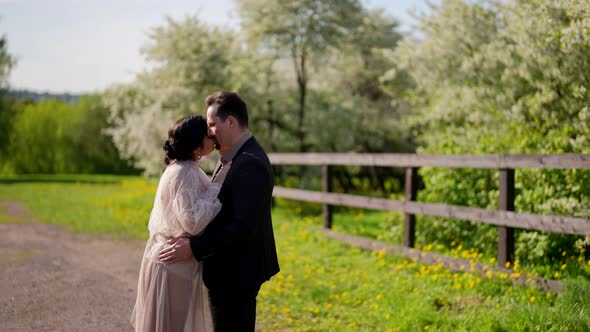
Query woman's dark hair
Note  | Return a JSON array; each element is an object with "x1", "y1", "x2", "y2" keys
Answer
[
  {"x1": 205, "y1": 90, "x2": 248, "y2": 127},
  {"x1": 163, "y1": 115, "x2": 207, "y2": 165}
]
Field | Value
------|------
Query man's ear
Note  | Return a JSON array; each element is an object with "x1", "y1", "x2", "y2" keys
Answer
[{"x1": 227, "y1": 115, "x2": 237, "y2": 127}]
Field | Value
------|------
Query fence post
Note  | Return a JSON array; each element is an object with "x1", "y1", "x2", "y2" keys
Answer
[
  {"x1": 404, "y1": 167, "x2": 418, "y2": 248},
  {"x1": 498, "y1": 168, "x2": 515, "y2": 267},
  {"x1": 322, "y1": 165, "x2": 332, "y2": 229}
]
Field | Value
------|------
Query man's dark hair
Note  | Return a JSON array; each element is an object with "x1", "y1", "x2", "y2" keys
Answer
[{"x1": 206, "y1": 90, "x2": 248, "y2": 127}]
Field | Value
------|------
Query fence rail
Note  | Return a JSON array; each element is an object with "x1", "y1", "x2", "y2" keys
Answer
[
  {"x1": 269, "y1": 153, "x2": 590, "y2": 270},
  {"x1": 270, "y1": 153, "x2": 590, "y2": 169},
  {"x1": 272, "y1": 187, "x2": 590, "y2": 235}
]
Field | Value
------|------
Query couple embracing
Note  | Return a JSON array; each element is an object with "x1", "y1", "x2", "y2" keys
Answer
[{"x1": 131, "y1": 91, "x2": 280, "y2": 332}]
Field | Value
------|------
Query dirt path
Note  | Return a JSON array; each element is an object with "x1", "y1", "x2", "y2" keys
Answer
[{"x1": 0, "y1": 201, "x2": 145, "y2": 332}]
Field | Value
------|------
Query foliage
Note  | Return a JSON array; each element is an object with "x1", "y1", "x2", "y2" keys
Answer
[
  {"x1": 390, "y1": 0, "x2": 590, "y2": 265},
  {"x1": 103, "y1": 16, "x2": 283, "y2": 175},
  {"x1": 0, "y1": 32, "x2": 17, "y2": 172},
  {"x1": 0, "y1": 33, "x2": 16, "y2": 88},
  {"x1": 103, "y1": 5, "x2": 413, "y2": 190},
  {"x1": 237, "y1": 0, "x2": 364, "y2": 153},
  {"x1": 7, "y1": 96, "x2": 136, "y2": 174},
  {"x1": 0, "y1": 97, "x2": 30, "y2": 173},
  {"x1": 103, "y1": 16, "x2": 233, "y2": 175}
]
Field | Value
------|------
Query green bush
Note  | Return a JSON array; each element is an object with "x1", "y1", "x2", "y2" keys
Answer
[
  {"x1": 390, "y1": 0, "x2": 590, "y2": 274},
  {"x1": 6, "y1": 96, "x2": 137, "y2": 174}
]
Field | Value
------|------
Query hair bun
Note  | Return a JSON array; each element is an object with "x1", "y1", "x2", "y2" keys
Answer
[{"x1": 163, "y1": 139, "x2": 177, "y2": 165}]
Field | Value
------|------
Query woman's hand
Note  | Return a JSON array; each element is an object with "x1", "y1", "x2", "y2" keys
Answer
[{"x1": 159, "y1": 237, "x2": 193, "y2": 263}]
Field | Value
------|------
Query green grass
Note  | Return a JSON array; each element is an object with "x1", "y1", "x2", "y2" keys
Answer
[
  {"x1": 0, "y1": 174, "x2": 157, "y2": 239},
  {"x1": 278, "y1": 198, "x2": 590, "y2": 281},
  {"x1": 1, "y1": 175, "x2": 589, "y2": 331}
]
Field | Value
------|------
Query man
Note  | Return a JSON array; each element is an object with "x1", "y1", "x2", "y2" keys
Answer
[{"x1": 159, "y1": 90, "x2": 280, "y2": 331}]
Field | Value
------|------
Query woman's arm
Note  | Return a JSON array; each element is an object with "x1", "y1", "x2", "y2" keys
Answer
[{"x1": 171, "y1": 166, "x2": 222, "y2": 235}]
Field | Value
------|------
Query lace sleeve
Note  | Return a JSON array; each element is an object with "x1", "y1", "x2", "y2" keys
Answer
[
  {"x1": 171, "y1": 166, "x2": 222, "y2": 235},
  {"x1": 201, "y1": 182, "x2": 221, "y2": 201}
]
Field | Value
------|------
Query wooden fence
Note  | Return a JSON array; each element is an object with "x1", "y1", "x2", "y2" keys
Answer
[{"x1": 269, "y1": 153, "x2": 590, "y2": 281}]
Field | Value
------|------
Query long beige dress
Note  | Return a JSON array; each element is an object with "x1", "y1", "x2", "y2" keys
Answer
[{"x1": 131, "y1": 160, "x2": 223, "y2": 332}]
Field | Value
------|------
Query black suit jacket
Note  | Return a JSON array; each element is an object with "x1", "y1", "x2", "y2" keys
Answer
[{"x1": 190, "y1": 137, "x2": 280, "y2": 290}]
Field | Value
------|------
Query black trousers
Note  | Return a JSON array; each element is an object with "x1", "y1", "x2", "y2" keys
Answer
[{"x1": 208, "y1": 285, "x2": 261, "y2": 332}]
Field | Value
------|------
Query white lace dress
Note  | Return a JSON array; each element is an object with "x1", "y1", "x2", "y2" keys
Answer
[{"x1": 131, "y1": 160, "x2": 223, "y2": 332}]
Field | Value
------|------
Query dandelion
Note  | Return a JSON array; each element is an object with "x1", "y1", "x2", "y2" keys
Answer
[
  {"x1": 560, "y1": 263, "x2": 567, "y2": 270},
  {"x1": 530, "y1": 296, "x2": 536, "y2": 303}
]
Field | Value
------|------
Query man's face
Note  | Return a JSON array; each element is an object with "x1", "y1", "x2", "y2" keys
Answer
[{"x1": 206, "y1": 106, "x2": 230, "y2": 151}]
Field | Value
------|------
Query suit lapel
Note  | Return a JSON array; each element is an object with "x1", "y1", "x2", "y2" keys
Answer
[{"x1": 216, "y1": 136, "x2": 257, "y2": 198}]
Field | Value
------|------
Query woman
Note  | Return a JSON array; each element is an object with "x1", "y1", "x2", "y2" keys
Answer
[{"x1": 131, "y1": 115, "x2": 225, "y2": 332}]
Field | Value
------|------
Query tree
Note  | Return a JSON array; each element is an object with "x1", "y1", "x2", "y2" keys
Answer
[
  {"x1": 0, "y1": 34, "x2": 15, "y2": 88},
  {"x1": 0, "y1": 33, "x2": 17, "y2": 173},
  {"x1": 7, "y1": 96, "x2": 135, "y2": 174},
  {"x1": 103, "y1": 16, "x2": 244, "y2": 175},
  {"x1": 236, "y1": 0, "x2": 364, "y2": 153},
  {"x1": 391, "y1": 0, "x2": 590, "y2": 267},
  {"x1": 305, "y1": 8, "x2": 413, "y2": 193}
]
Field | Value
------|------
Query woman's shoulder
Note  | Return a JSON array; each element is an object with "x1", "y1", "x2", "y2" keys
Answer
[
  {"x1": 167, "y1": 160, "x2": 199, "y2": 171},
  {"x1": 164, "y1": 160, "x2": 200, "y2": 183}
]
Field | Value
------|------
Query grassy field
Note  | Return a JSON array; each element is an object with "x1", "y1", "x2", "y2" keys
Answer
[{"x1": 1, "y1": 174, "x2": 589, "y2": 331}]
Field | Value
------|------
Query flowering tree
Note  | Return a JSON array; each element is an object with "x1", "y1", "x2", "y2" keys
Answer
[
  {"x1": 390, "y1": 0, "x2": 590, "y2": 264},
  {"x1": 103, "y1": 17, "x2": 240, "y2": 175}
]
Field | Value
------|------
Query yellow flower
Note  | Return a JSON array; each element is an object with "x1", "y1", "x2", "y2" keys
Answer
[
  {"x1": 424, "y1": 326, "x2": 430, "y2": 331},
  {"x1": 530, "y1": 296, "x2": 536, "y2": 303},
  {"x1": 560, "y1": 264, "x2": 567, "y2": 270}
]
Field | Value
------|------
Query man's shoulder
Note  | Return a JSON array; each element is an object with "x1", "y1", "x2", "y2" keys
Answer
[
  {"x1": 234, "y1": 150, "x2": 269, "y2": 169},
  {"x1": 235, "y1": 138, "x2": 270, "y2": 166}
]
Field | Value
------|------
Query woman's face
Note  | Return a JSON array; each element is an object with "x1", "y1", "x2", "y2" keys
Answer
[{"x1": 199, "y1": 135, "x2": 216, "y2": 157}]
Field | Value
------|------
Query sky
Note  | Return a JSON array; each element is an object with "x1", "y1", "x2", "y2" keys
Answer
[{"x1": 0, "y1": 0, "x2": 436, "y2": 94}]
